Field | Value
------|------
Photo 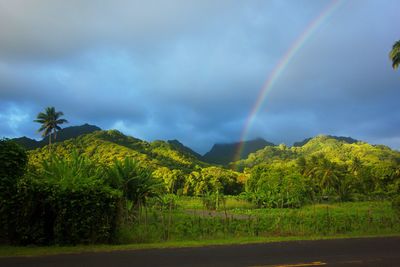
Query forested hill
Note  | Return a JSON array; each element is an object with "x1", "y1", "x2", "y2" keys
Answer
[
  {"x1": 167, "y1": 139, "x2": 203, "y2": 160},
  {"x1": 234, "y1": 135, "x2": 400, "y2": 170},
  {"x1": 202, "y1": 138, "x2": 275, "y2": 165},
  {"x1": 293, "y1": 135, "x2": 358, "y2": 147},
  {"x1": 12, "y1": 124, "x2": 101, "y2": 150},
  {"x1": 29, "y1": 130, "x2": 208, "y2": 173}
]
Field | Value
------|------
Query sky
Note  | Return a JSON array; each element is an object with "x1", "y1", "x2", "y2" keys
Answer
[{"x1": 0, "y1": 0, "x2": 399, "y2": 154}]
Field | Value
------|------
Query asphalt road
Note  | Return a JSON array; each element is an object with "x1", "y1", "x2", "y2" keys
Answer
[{"x1": 1, "y1": 237, "x2": 399, "y2": 267}]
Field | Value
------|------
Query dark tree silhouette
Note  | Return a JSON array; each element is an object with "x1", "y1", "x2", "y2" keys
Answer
[{"x1": 34, "y1": 107, "x2": 68, "y2": 149}]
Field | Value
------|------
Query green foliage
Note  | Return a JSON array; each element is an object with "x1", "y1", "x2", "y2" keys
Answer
[
  {"x1": 201, "y1": 191, "x2": 225, "y2": 210},
  {"x1": 107, "y1": 157, "x2": 161, "y2": 207},
  {"x1": 0, "y1": 139, "x2": 28, "y2": 182},
  {"x1": 389, "y1": 40, "x2": 400, "y2": 70},
  {"x1": 184, "y1": 167, "x2": 243, "y2": 196},
  {"x1": 10, "y1": 153, "x2": 122, "y2": 245},
  {"x1": 153, "y1": 167, "x2": 185, "y2": 194},
  {"x1": 235, "y1": 135, "x2": 400, "y2": 205},
  {"x1": 29, "y1": 130, "x2": 207, "y2": 173},
  {"x1": 6, "y1": 130, "x2": 400, "y2": 246},
  {"x1": 38, "y1": 151, "x2": 103, "y2": 186},
  {"x1": 392, "y1": 196, "x2": 400, "y2": 214},
  {"x1": 14, "y1": 176, "x2": 121, "y2": 245},
  {"x1": 0, "y1": 139, "x2": 28, "y2": 243},
  {"x1": 245, "y1": 164, "x2": 308, "y2": 208},
  {"x1": 115, "y1": 201, "x2": 400, "y2": 243}
]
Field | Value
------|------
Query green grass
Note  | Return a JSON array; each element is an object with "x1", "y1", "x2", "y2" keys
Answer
[
  {"x1": 2, "y1": 200, "x2": 398, "y2": 258},
  {"x1": 176, "y1": 196, "x2": 204, "y2": 209},
  {"x1": 1, "y1": 233, "x2": 399, "y2": 258},
  {"x1": 176, "y1": 195, "x2": 255, "y2": 210},
  {"x1": 114, "y1": 200, "x2": 399, "y2": 244},
  {"x1": 231, "y1": 201, "x2": 395, "y2": 216}
]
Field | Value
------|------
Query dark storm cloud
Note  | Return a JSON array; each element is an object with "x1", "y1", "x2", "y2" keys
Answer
[
  {"x1": 0, "y1": 0, "x2": 399, "y2": 153},
  {"x1": 246, "y1": 0, "x2": 400, "y2": 149}
]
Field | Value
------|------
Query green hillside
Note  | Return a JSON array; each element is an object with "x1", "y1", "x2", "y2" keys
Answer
[
  {"x1": 167, "y1": 139, "x2": 203, "y2": 160},
  {"x1": 235, "y1": 135, "x2": 400, "y2": 170},
  {"x1": 29, "y1": 130, "x2": 206, "y2": 172},
  {"x1": 2, "y1": 132, "x2": 400, "y2": 246},
  {"x1": 28, "y1": 129, "x2": 244, "y2": 197},
  {"x1": 293, "y1": 135, "x2": 358, "y2": 147},
  {"x1": 234, "y1": 135, "x2": 399, "y2": 208}
]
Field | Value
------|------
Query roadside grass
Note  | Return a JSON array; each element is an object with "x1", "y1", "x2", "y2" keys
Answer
[
  {"x1": 1, "y1": 233, "x2": 400, "y2": 258},
  {"x1": 2, "y1": 200, "x2": 399, "y2": 258}
]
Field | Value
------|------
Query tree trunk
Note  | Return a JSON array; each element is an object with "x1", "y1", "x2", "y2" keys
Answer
[{"x1": 48, "y1": 131, "x2": 52, "y2": 153}]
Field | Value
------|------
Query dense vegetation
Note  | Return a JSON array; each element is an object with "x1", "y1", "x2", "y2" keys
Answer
[
  {"x1": 1, "y1": 131, "x2": 399, "y2": 246},
  {"x1": 236, "y1": 136, "x2": 400, "y2": 207}
]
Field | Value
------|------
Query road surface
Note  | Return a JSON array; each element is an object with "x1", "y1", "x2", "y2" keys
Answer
[{"x1": 1, "y1": 237, "x2": 399, "y2": 267}]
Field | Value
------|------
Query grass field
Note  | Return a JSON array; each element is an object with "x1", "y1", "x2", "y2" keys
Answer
[
  {"x1": 117, "y1": 199, "x2": 399, "y2": 243},
  {"x1": 1, "y1": 199, "x2": 399, "y2": 257}
]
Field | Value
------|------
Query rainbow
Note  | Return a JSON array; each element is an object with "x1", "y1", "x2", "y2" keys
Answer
[{"x1": 233, "y1": 0, "x2": 344, "y2": 164}]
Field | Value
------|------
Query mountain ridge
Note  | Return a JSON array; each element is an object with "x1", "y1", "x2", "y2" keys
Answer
[
  {"x1": 293, "y1": 135, "x2": 358, "y2": 147},
  {"x1": 202, "y1": 138, "x2": 275, "y2": 165},
  {"x1": 234, "y1": 134, "x2": 400, "y2": 171},
  {"x1": 11, "y1": 124, "x2": 101, "y2": 150},
  {"x1": 28, "y1": 129, "x2": 209, "y2": 173}
]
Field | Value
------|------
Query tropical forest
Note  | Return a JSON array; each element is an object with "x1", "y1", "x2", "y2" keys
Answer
[{"x1": 1, "y1": 106, "x2": 399, "y2": 249}]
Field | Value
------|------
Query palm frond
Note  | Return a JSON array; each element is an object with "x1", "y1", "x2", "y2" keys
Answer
[
  {"x1": 34, "y1": 106, "x2": 68, "y2": 142},
  {"x1": 389, "y1": 40, "x2": 400, "y2": 70}
]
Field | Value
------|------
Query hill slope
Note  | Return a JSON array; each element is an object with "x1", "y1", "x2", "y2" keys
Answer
[
  {"x1": 293, "y1": 135, "x2": 358, "y2": 147},
  {"x1": 167, "y1": 139, "x2": 202, "y2": 160},
  {"x1": 235, "y1": 135, "x2": 400, "y2": 170},
  {"x1": 29, "y1": 130, "x2": 208, "y2": 173}
]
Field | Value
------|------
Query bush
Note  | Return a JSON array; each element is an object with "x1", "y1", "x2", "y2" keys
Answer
[
  {"x1": 0, "y1": 139, "x2": 28, "y2": 180},
  {"x1": 246, "y1": 164, "x2": 308, "y2": 208},
  {"x1": 0, "y1": 139, "x2": 28, "y2": 243},
  {"x1": 202, "y1": 192, "x2": 225, "y2": 210},
  {"x1": 392, "y1": 196, "x2": 400, "y2": 214},
  {"x1": 10, "y1": 153, "x2": 123, "y2": 245}
]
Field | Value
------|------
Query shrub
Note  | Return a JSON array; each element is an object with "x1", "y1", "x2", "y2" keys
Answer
[
  {"x1": 0, "y1": 139, "x2": 28, "y2": 243},
  {"x1": 11, "y1": 153, "x2": 122, "y2": 245},
  {"x1": 392, "y1": 195, "x2": 400, "y2": 214},
  {"x1": 246, "y1": 164, "x2": 308, "y2": 208}
]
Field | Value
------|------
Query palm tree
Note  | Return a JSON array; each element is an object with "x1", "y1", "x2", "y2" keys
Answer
[
  {"x1": 389, "y1": 40, "x2": 400, "y2": 70},
  {"x1": 34, "y1": 107, "x2": 68, "y2": 148},
  {"x1": 107, "y1": 158, "x2": 161, "y2": 212}
]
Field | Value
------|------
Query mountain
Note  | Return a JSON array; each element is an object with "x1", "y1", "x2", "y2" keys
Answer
[
  {"x1": 202, "y1": 138, "x2": 274, "y2": 165},
  {"x1": 29, "y1": 130, "x2": 208, "y2": 173},
  {"x1": 293, "y1": 135, "x2": 358, "y2": 147},
  {"x1": 11, "y1": 136, "x2": 41, "y2": 150},
  {"x1": 235, "y1": 135, "x2": 400, "y2": 170},
  {"x1": 167, "y1": 139, "x2": 202, "y2": 160},
  {"x1": 41, "y1": 123, "x2": 101, "y2": 144},
  {"x1": 12, "y1": 124, "x2": 101, "y2": 150}
]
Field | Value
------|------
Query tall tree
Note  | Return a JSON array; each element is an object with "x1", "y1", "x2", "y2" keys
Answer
[
  {"x1": 34, "y1": 107, "x2": 68, "y2": 148},
  {"x1": 389, "y1": 40, "x2": 400, "y2": 70}
]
